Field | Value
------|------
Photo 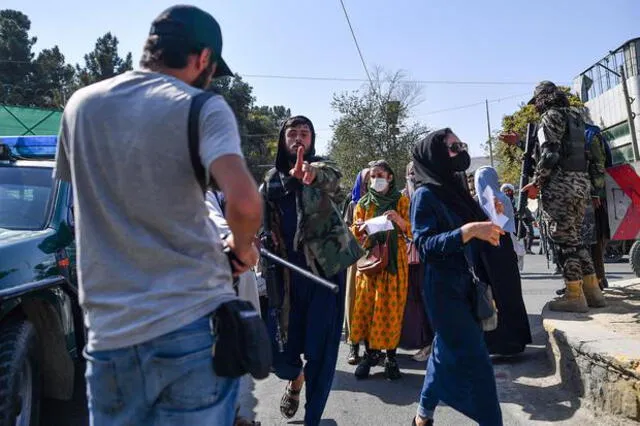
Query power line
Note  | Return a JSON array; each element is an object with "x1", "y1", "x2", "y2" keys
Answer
[
  {"x1": 242, "y1": 92, "x2": 531, "y2": 138},
  {"x1": 418, "y1": 92, "x2": 529, "y2": 117},
  {"x1": 241, "y1": 74, "x2": 551, "y2": 86},
  {"x1": 0, "y1": 59, "x2": 567, "y2": 86},
  {"x1": 337, "y1": 0, "x2": 373, "y2": 86}
]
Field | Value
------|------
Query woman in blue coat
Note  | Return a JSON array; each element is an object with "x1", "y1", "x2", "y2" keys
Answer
[{"x1": 410, "y1": 128, "x2": 504, "y2": 426}]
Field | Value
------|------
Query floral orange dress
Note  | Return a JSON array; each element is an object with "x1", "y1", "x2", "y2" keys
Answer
[{"x1": 349, "y1": 195, "x2": 411, "y2": 350}]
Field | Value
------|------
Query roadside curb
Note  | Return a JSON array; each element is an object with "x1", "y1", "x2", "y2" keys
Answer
[{"x1": 541, "y1": 282, "x2": 640, "y2": 422}]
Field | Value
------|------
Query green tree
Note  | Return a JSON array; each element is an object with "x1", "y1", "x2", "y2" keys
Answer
[
  {"x1": 76, "y1": 32, "x2": 133, "y2": 87},
  {"x1": 0, "y1": 10, "x2": 36, "y2": 105},
  {"x1": 210, "y1": 75, "x2": 290, "y2": 180},
  {"x1": 496, "y1": 87, "x2": 584, "y2": 185},
  {"x1": 31, "y1": 46, "x2": 75, "y2": 108},
  {"x1": 328, "y1": 68, "x2": 429, "y2": 188}
]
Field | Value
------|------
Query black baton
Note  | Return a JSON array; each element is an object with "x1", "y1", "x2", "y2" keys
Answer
[{"x1": 259, "y1": 248, "x2": 339, "y2": 294}]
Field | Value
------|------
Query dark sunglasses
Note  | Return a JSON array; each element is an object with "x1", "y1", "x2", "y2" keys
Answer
[{"x1": 447, "y1": 142, "x2": 468, "y2": 153}]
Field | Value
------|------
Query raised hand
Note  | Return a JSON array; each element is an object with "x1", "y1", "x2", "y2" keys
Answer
[
  {"x1": 520, "y1": 182, "x2": 539, "y2": 200},
  {"x1": 289, "y1": 146, "x2": 305, "y2": 180},
  {"x1": 289, "y1": 146, "x2": 317, "y2": 185}
]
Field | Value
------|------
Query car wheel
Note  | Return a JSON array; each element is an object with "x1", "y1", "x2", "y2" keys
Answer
[{"x1": 0, "y1": 321, "x2": 41, "y2": 426}]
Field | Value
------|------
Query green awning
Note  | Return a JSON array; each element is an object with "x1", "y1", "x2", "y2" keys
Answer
[{"x1": 0, "y1": 105, "x2": 62, "y2": 136}]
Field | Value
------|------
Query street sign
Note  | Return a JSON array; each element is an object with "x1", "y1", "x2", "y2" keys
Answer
[{"x1": 605, "y1": 162, "x2": 640, "y2": 240}]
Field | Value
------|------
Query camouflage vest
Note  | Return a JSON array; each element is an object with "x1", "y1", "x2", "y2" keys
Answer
[{"x1": 560, "y1": 109, "x2": 588, "y2": 172}]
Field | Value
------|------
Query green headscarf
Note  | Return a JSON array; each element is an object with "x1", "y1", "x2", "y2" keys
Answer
[{"x1": 358, "y1": 161, "x2": 402, "y2": 275}]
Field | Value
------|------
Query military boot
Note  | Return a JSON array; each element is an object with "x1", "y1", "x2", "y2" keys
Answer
[
  {"x1": 583, "y1": 273, "x2": 606, "y2": 308},
  {"x1": 549, "y1": 280, "x2": 589, "y2": 313}
]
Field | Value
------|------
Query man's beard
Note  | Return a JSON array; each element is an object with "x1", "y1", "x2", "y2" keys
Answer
[
  {"x1": 192, "y1": 63, "x2": 214, "y2": 89},
  {"x1": 286, "y1": 143, "x2": 306, "y2": 161}
]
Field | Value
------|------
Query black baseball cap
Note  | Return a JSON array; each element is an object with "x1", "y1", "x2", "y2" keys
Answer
[
  {"x1": 149, "y1": 5, "x2": 232, "y2": 77},
  {"x1": 528, "y1": 80, "x2": 557, "y2": 105}
]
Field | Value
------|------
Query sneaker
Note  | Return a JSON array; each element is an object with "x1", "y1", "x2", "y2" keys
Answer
[
  {"x1": 384, "y1": 358, "x2": 402, "y2": 380},
  {"x1": 347, "y1": 344, "x2": 360, "y2": 365}
]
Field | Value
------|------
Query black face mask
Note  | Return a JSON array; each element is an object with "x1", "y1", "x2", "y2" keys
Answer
[{"x1": 451, "y1": 151, "x2": 471, "y2": 172}]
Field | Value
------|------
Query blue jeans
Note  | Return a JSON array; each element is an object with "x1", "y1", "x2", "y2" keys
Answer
[{"x1": 84, "y1": 315, "x2": 239, "y2": 426}]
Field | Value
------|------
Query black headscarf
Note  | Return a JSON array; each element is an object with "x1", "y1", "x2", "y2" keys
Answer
[
  {"x1": 412, "y1": 128, "x2": 486, "y2": 223},
  {"x1": 273, "y1": 115, "x2": 325, "y2": 193}
]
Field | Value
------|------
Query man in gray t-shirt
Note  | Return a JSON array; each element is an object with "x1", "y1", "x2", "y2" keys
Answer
[{"x1": 54, "y1": 5, "x2": 262, "y2": 425}]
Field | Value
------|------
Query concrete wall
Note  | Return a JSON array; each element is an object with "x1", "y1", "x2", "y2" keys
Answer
[{"x1": 583, "y1": 75, "x2": 640, "y2": 149}]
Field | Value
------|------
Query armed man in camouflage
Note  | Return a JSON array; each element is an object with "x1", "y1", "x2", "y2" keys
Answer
[
  {"x1": 521, "y1": 81, "x2": 606, "y2": 312},
  {"x1": 260, "y1": 116, "x2": 363, "y2": 426},
  {"x1": 585, "y1": 121, "x2": 611, "y2": 289}
]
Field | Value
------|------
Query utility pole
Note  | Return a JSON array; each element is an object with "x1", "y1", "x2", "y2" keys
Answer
[
  {"x1": 620, "y1": 65, "x2": 639, "y2": 161},
  {"x1": 485, "y1": 99, "x2": 494, "y2": 167}
]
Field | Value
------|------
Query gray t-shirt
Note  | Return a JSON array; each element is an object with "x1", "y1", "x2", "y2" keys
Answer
[{"x1": 54, "y1": 70, "x2": 241, "y2": 351}]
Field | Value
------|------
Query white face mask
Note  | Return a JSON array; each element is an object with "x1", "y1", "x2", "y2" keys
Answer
[{"x1": 370, "y1": 177, "x2": 389, "y2": 192}]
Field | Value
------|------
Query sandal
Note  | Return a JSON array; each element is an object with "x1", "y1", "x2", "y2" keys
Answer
[{"x1": 280, "y1": 383, "x2": 301, "y2": 419}]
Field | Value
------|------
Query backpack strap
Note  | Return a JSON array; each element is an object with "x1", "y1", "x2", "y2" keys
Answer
[{"x1": 188, "y1": 91, "x2": 216, "y2": 195}]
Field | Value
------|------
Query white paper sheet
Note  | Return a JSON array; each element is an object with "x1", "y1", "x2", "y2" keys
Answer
[
  {"x1": 482, "y1": 186, "x2": 509, "y2": 229},
  {"x1": 363, "y1": 215, "x2": 395, "y2": 235}
]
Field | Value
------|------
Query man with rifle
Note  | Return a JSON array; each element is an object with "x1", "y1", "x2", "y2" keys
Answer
[
  {"x1": 260, "y1": 116, "x2": 363, "y2": 426},
  {"x1": 501, "y1": 81, "x2": 606, "y2": 312}
]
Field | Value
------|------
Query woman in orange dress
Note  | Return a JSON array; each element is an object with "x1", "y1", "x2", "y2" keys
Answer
[{"x1": 350, "y1": 160, "x2": 411, "y2": 380}]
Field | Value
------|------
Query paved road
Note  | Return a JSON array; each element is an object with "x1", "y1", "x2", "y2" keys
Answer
[
  {"x1": 240, "y1": 249, "x2": 637, "y2": 425},
  {"x1": 45, "y1": 247, "x2": 638, "y2": 425}
]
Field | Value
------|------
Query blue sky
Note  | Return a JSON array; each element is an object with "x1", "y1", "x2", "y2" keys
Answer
[{"x1": 6, "y1": 0, "x2": 639, "y2": 156}]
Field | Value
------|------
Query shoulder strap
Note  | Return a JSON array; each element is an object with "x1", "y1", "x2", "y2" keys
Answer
[{"x1": 188, "y1": 91, "x2": 216, "y2": 195}]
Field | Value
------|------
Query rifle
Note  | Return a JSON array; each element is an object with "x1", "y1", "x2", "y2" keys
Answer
[
  {"x1": 260, "y1": 206, "x2": 286, "y2": 353},
  {"x1": 539, "y1": 219, "x2": 550, "y2": 269},
  {"x1": 516, "y1": 123, "x2": 537, "y2": 239}
]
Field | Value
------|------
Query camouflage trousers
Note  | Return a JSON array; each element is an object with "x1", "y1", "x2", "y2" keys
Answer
[{"x1": 540, "y1": 173, "x2": 595, "y2": 282}]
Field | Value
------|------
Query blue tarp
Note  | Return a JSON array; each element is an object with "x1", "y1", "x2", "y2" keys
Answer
[{"x1": 0, "y1": 135, "x2": 57, "y2": 158}]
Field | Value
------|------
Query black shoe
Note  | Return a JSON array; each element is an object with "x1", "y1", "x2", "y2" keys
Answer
[
  {"x1": 347, "y1": 344, "x2": 360, "y2": 365},
  {"x1": 355, "y1": 355, "x2": 372, "y2": 379},
  {"x1": 370, "y1": 350, "x2": 385, "y2": 366},
  {"x1": 384, "y1": 358, "x2": 402, "y2": 380},
  {"x1": 556, "y1": 287, "x2": 566, "y2": 296}
]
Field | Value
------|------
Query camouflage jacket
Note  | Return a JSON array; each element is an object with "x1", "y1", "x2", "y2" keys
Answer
[
  {"x1": 260, "y1": 160, "x2": 364, "y2": 341},
  {"x1": 261, "y1": 159, "x2": 363, "y2": 278}
]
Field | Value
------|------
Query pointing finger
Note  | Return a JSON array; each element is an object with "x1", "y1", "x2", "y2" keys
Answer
[{"x1": 294, "y1": 146, "x2": 305, "y2": 173}]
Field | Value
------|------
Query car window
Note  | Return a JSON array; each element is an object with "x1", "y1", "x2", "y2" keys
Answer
[{"x1": 0, "y1": 167, "x2": 54, "y2": 230}]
